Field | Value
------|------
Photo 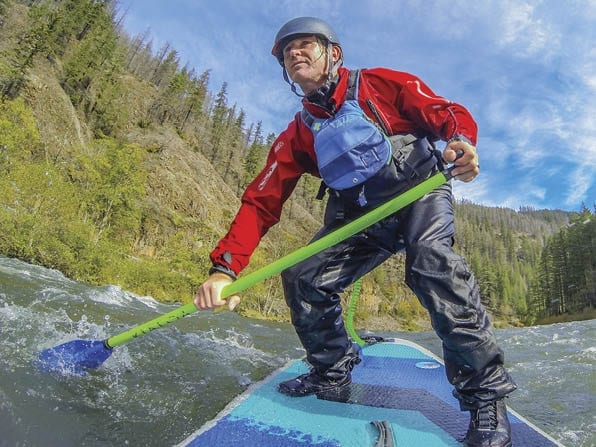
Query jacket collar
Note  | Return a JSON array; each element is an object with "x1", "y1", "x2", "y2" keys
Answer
[{"x1": 301, "y1": 67, "x2": 350, "y2": 118}]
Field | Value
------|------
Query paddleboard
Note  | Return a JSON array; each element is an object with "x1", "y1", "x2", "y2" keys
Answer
[{"x1": 178, "y1": 338, "x2": 565, "y2": 447}]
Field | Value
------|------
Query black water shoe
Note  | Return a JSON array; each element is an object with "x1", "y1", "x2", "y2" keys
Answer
[
  {"x1": 464, "y1": 399, "x2": 512, "y2": 447},
  {"x1": 278, "y1": 370, "x2": 352, "y2": 397}
]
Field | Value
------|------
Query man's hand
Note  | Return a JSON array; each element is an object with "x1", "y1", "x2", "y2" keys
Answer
[
  {"x1": 194, "y1": 272, "x2": 241, "y2": 311},
  {"x1": 443, "y1": 139, "x2": 480, "y2": 182}
]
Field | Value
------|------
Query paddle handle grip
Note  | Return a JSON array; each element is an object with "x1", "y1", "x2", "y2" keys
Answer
[{"x1": 105, "y1": 168, "x2": 453, "y2": 349}]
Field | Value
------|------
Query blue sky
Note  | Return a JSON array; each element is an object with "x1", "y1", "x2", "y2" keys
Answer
[{"x1": 120, "y1": 0, "x2": 595, "y2": 212}]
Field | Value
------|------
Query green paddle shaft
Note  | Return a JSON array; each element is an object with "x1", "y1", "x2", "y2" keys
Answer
[{"x1": 105, "y1": 169, "x2": 453, "y2": 349}]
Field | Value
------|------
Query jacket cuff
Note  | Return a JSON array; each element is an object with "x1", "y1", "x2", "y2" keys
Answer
[
  {"x1": 208, "y1": 264, "x2": 238, "y2": 280},
  {"x1": 447, "y1": 133, "x2": 474, "y2": 146}
]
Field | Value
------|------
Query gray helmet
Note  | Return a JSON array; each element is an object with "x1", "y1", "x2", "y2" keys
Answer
[{"x1": 271, "y1": 17, "x2": 341, "y2": 65}]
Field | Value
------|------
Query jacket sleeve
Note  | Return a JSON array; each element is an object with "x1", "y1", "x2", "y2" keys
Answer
[
  {"x1": 365, "y1": 68, "x2": 478, "y2": 145},
  {"x1": 209, "y1": 116, "x2": 315, "y2": 276}
]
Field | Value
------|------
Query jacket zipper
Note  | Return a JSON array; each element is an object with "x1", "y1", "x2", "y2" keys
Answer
[{"x1": 366, "y1": 99, "x2": 392, "y2": 136}]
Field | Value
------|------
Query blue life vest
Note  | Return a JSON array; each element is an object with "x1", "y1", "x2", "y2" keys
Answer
[{"x1": 301, "y1": 70, "x2": 392, "y2": 193}]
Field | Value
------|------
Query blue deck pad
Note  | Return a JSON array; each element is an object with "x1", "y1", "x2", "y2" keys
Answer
[
  {"x1": 180, "y1": 341, "x2": 563, "y2": 447},
  {"x1": 186, "y1": 415, "x2": 342, "y2": 447}
]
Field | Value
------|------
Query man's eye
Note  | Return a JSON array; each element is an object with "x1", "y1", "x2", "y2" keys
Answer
[{"x1": 284, "y1": 39, "x2": 316, "y2": 56}]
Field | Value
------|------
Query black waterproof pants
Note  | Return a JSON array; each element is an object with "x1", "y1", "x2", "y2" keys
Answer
[{"x1": 281, "y1": 183, "x2": 517, "y2": 410}]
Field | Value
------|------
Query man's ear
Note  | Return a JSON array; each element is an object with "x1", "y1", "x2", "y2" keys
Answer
[{"x1": 332, "y1": 45, "x2": 343, "y2": 64}]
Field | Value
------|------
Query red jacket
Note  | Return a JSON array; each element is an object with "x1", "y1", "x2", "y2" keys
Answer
[{"x1": 210, "y1": 66, "x2": 478, "y2": 275}]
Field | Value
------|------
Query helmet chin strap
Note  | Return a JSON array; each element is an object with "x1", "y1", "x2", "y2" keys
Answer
[
  {"x1": 283, "y1": 42, "x2": 343, "y2": 98},
  {"x1": 282, "y1": 68, "x2": 305, "y2": 98}
]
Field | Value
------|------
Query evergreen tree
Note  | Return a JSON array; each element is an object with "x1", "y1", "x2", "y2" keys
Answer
[
  {"x1": 530, "y1": 206, "x2": 595, "y2": 319},
  {"x1": 242, "y1": 121, "x2": 266, "y2": 188},
  {"x1": 150, "y1": 43, "x2": 178, "y2": 87},
  {"x1": 180, "y1": 69, "x2": 210, "y2": 131},
  {"x1": 60, "y1": 0, "x2": 124, "y2": 135},
  {"x1": 124, "y1": 28, "x2": 151, "y2": 72},
  {"x1": 1, "y1": 1, "x2": 54, "y2": 98},
  {"x1": 223, "y1": 107, "x2": 246, "y2": 185},
  {"x1": 209, "y1": 81, "x2": 228, "y2": 162}
]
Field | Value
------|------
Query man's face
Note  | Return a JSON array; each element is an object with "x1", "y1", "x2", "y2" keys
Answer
[{"x1": 282, "y1": 36, "x2": 329, "y2": 93}]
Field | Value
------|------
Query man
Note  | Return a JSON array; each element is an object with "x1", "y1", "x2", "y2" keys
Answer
[{"x1": 195, "y1": 17, "x2": 517, "y2": 447}]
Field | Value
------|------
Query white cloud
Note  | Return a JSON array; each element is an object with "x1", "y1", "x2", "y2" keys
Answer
[
  {"x1": 498, "y1": 1, "x2": 556, "y2": 58},
  {"x1": 453, "y1": 177, "x2": 493, "y2": 205},
  {"x1": 566, "y1": 165, "x2": 594, "y2": 207}
]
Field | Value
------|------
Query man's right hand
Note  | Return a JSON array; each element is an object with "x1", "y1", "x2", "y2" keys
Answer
[
  {"x1": 194, "y1": 273, "x2": 240, "y2": 311},
  {"x1": 443, "y1": 139, "x2": 479, "y2": 182}
]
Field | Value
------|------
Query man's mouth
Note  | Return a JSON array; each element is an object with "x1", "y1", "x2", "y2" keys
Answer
[{"x1": 291, "y1": 60, "x2": 308, "y2": 69}]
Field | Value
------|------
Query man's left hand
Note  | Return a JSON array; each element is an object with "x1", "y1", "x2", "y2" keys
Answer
[{"x1": 443, "y1": 139, "x2": 480, "y2": 182}]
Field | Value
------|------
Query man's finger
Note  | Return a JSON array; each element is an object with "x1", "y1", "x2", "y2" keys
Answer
[{"x1": 227, "y1": 295, "x2": 241, "y2": 311}]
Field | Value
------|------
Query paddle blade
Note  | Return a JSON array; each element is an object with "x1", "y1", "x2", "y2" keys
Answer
[{"x1": 36, "y1": 340, "x2": 113, "y2": 375}]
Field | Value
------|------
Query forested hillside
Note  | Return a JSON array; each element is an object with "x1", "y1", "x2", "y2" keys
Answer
[{"x1": 0, "y1": 0, "x2": 593, "y2": 330}]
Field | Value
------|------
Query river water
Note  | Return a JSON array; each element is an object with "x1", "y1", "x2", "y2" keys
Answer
[{"x1": 0, "y1": 257, "x2": 593, "y2": 447}]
